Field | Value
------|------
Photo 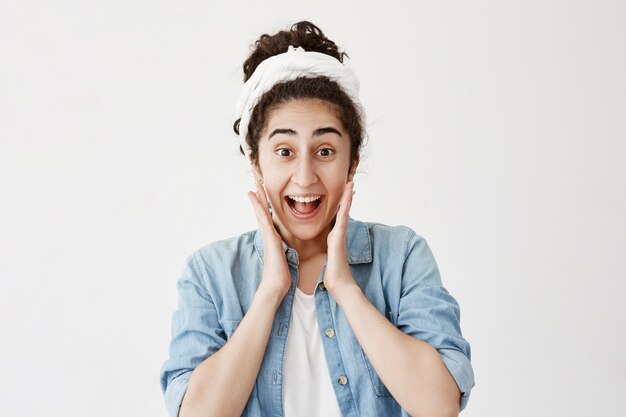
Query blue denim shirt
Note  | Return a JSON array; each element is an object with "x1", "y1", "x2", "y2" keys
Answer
[{"x1": 160, "y1": 217, "x2": 475, "y2": 416}]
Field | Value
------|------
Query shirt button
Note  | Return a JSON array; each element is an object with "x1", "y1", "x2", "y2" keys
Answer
[
  {"x1": 317, "y1": 282, "x2": 326, "y2": 291},
  {"x1": 325, "y1": 328, "x2": 335, "y2": 338},
  {"x1": 338, "y1": 375, "x2": 348, "y2": 385}
]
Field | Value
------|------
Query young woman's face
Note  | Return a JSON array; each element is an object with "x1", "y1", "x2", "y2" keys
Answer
[{"x1": 253, "y1": 99, "x2": 357, "y2": 247}]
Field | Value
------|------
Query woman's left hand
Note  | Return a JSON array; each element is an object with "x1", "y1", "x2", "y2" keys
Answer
[{"x1": 323, "y1": 181, "x2": 358, "y2": 297}]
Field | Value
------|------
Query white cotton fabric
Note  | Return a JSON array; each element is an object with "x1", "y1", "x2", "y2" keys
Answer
[
  {"x1": 283, "y1": 287, "x2": 342, "y2": 417},
  {"x1": 235, "y1": 45, "x2": 363, "y2": 157}
]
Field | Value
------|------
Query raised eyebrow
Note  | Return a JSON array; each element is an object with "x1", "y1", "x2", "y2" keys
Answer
[
  {"x1": 314, "y1": 127, "x2": 342, "y2": 137},
  {"x1": 268, "y1": 127, "x2": 342, "y2": 140},
  {"x1": 268, "y1": 128, "x2": 296, "y2": 140}
]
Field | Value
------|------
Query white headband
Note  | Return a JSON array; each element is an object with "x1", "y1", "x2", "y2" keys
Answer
[{"x1": 235, "y1": 45, "x2": 362, "y2": 157}]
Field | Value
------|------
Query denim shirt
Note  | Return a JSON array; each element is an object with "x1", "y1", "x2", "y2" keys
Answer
[{"x1": 160, "y1": 217, "x2": 475, "y2": 417}]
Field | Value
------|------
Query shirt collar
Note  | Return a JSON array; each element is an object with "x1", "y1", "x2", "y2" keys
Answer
[{"x1": 252, "y1": 216, "x2": 372, "y2": 265}]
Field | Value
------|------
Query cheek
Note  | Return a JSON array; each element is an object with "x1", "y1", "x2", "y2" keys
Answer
[
  {"x1": 261, "y1": 177, "x2": 286, "y2": 204},
  {"x1": 324, "y1": 178, "x2": 347, "y2": 203}
]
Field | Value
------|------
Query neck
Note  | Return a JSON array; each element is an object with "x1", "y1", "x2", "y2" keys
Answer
[
  {"x1": 288, "y1": 233, "x2": 328, "y2": 262},
  {"x1": 274, "y1": 219, "x2": 334, "y2": 262}
]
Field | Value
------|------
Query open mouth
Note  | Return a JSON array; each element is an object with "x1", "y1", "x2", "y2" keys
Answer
[{"x1": 284, "y1": 195, "x2": 324, "y2": 218}]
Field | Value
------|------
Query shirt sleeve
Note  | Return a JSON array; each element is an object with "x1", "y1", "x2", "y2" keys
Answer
[
  {"x1": 159, "y1": 253, "x2": 227, "y2": 417},
  {"x1": 396, "y1": 231, "x2": 475, "y2": 412}
]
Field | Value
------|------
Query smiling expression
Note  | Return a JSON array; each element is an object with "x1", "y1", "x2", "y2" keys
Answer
[{"x1": 252, "y1": 99, "x2": 358, "y2": 251}]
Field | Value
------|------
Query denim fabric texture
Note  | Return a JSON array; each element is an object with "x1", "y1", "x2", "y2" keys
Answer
[{"x1": 160, "y1": 217, "x2": 475, "y2": 416}]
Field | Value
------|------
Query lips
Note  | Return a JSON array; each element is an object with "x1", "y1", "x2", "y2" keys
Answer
[{"x1": 284, "y1": 195, "x2": 324, "y2": 219}]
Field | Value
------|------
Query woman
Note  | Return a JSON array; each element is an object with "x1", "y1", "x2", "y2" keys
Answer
[{"x1": 160, "y1": 21, "x2": 474, "y2": 417}]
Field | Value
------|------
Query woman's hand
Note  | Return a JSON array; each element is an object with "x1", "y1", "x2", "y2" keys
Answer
[
  {"x1": 323, "y1": 181, "x2": 359, "y2": 297},
  {"x1": 247, "y1": 182, "x2": 292, "y2": 301}
]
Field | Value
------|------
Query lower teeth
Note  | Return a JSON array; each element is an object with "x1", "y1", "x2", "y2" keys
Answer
[{"x1": 290, "y1": 199, "x2": 320, "y2": 215}]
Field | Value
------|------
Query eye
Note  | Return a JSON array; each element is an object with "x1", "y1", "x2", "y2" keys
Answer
[
  {"x1": 276, "y1": 148, "x2": 292, "y2": 157},
  {"x1": 316, "y1": 148, "x2": 335, "y2": 158}
]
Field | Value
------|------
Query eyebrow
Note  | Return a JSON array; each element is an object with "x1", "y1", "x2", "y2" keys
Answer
[{"x1": 268, "y1": 127, "x2": 343, "y2": 140}]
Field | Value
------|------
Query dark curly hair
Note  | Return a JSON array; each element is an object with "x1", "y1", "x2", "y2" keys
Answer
[{"x1": 233, "y1": 21, "x2": 364, "y2": 173}]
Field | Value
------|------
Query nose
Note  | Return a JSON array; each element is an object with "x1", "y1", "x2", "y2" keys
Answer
[{"x1": 291, "y1": 156, "x2": 318, "y2": 188}]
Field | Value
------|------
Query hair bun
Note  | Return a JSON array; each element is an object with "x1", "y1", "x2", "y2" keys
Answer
[{"x1": 242, "y1": 21, "x2": 347, "y2": 82}]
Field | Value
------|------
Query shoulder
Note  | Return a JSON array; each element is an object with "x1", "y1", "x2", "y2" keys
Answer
[
  {"x1": 350, "y1": 217, "x2": 426, "y2": 256},
  {"x1": 187, "y1": 229, "x2": 259, "y2": 273}
]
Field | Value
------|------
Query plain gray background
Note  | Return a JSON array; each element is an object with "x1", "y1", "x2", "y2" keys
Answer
[{"x1": 1, "y1": 1, "x2": 624, "y2": 416}]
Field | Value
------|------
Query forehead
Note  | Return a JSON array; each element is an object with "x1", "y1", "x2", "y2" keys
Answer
[{"x1": 265, "y1": 99, "x2": 343, "y2": 128}]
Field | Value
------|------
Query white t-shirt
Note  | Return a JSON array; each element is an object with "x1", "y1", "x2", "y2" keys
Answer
[{"x1": 283, "y1": 287, "x2": 342, "y2": 417}]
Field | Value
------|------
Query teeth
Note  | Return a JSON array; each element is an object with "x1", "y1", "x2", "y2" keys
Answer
[{"x1": 288, "y1": 195, "x2": 321, "y2": 203}]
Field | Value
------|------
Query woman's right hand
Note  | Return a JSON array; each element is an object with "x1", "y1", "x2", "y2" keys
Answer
[{"x1": 247, "y1": 181, "x2": 292, "y2": 301}]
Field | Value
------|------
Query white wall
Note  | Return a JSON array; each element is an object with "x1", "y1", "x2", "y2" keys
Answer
[{"x1": 1, "y1": 1, "x2": 624, "y2": 416}]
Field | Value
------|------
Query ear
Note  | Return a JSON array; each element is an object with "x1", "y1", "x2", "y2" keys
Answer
[
  {"x1": 347, "y1": 155, "x2": 360, "y2": 181},
  {"x1": 249, "y1": 156, "x2": 263, "y2": 183}
]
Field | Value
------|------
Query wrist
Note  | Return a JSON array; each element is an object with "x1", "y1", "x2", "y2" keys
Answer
[
  {"x1": 255, "y1": 282, "x2": 288, "y2": 309},
  {"x1": 329, "y1": 281, "x2": 362, "y2": 306}
]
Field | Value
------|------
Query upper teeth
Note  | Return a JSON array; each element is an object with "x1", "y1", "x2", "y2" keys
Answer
[{"x1": 288, "y1": 195, "x2": 321, "y2": 203}]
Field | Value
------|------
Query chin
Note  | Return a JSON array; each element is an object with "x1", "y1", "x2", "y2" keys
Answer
[
  {"x1": 288, "y1": 224, "x2": 327, "y2": 241},
  {"x1": 276, "y1": 211, "x2": 333, "y2": 243}
]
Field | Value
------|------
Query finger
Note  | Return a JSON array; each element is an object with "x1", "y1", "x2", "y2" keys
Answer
[
  {"x1": 255, "y1": 181, "x2": 272, "y2": 214},
  {"x1": 334, "y1": 181, "x2": 354, "y2": 234},
  {"x1": 248, "y1": 189, "x2": 274, "y2": 234},
  {"x1": 255, "y1": 183, "x2": 271, "y2": 216}
]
